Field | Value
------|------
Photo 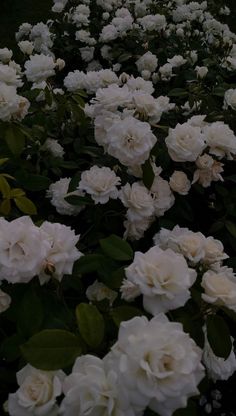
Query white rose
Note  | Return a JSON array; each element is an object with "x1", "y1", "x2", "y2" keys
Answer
[
  {"x1": 0, "y1": 48, "x2": 13, "y2": 63},
  {"x1": 94, "y1": 111, "x2": 121, "y2": 148},
  {"x1": 105, "y1": 315, "x2": 204, "y2": 416},
  {"x1": 60, "y1": 355, "x2": 136, "y2": 416},
  {"x1": 78, "y1": 166, "x2": 121, "y2": 204},
  {"x1": 43, "y1": 138, "x2": 64, "y2": 158},
  {"x1": 86, "y1": 280, "x2": 117, "y2": 305},
  {"x1": 151, "y1": 176, "x2": 175, "y2": 217},
  {"x1": 56, "y1": 58, "x2": 65, "y2": 71},
  {"x1": 99, "y1": 24, "x2": 119, "y2": 42},
  {"x1": 25, "y1": 54, "x2": 56, "y2": 83},
  {"x1": 224, "y1": 88, "x2": 236, "y2": 110},
  {"x1": 47, "y1": 177, "x2": 85, "y2": 216},
  {"x1": 79, "y1": 46, "x2": 94, "y2": 62},
  {"x1": 138, "y1": 14, "x2": 166, "y2": 31},
  {"x1": 169, "y1": 171, "x2": 191, "y2": 195},
  {"x1": 203, "y1": 236, "x2": 228, "y2": 265},
  {"x1": 165, "y1": 122, "x2": 206, "y2": 162},
  {"x1": 202, "y1": 326, "x2": 236, "y2": 382},
  {"x1": 123, "y1": 216, "x2": 154, "y2": 241},
  {"x1": 106, "y1": 116, "x2": 157, "y2": 167},
  {"x1": 125, "y1": 246, "x2": 196, "y2": 314},
  {"x1": 126, "y1": 76, "x2": 154, "y2": 94},
  {"x1": 201, "y1": 269, "x2": 236, "y2": 311},
  {"x1": 195, "y1": 66, "x2": 208, "y2": 78},
  {"x1": 204, "y1": 122, "x2": 236, "y2": 159},
  {"x1": 168, "y1": 55, "x2": 187, "y2": 67},
  {"x1": 91, "y1": 84, "x2": 132, "y2": 114},
  {"x1": 39, "y1": 221, "x2": 83, "y2": 283},
  {"x1": 154, "y1": 226, "x2": 206, "y2": 264},
  {"x1": 8, "y1": 364, "x2": 65, "y2": 416},
  {"x1": 119, "y1": 182, "x2": 155, "y2": 221},
  {"x1": 0, "y1": 288, "x2": 11, "y2": 313},
  {"x1": 18, "y1": 41, "x2": 34, "y2": 55},
  {"x1": 0, "y1": 216, "x2": 50, "y2": 284},
  {"x1": 0, "y1": 84, "x2": 20, "y2": 122},
  {"x1": 120, "y1": 279, "x2": 141, "y2": 301},
  {"x1": 0, "y1": 63, "x2": 22, "y2": 87},
  {"x1": 159, "y1": 63, "x2": 173, "y2": 81},
  {"x1": 136, "y1": 51, "x2": 158, "y2": 73}
]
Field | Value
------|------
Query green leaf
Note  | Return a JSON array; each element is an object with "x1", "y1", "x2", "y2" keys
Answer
[
  {"x1": 65, "y1": 195, "x2": 93, "y2": 206},
  {"x1": 226, "y1": 221, "x2": 236, "y2": 239},
  {"x1": 17, "y1": 289, "x2": 44, "y2": 338},
  {"x1": 16, "y1": 172, "x2": 52, "y2": 191},
  {"x1": 212, "y1": 86, "x2": 226, "y2": 97},
  {"x1": 168, "y1": 88, "x2": 188, "y2": 97},
  {"x1": 73, "y1": 254, "x2": 105, "y2": 274},
  {"x1": 14, "y1": 196, "x2": 37, "y2": 215},
  {"x1": 10, "y1": 188, "x2": 25, "y2": 198},
  {"x1": 0, "y1": 158, "x2": 9, "y2": 166},
  {"x1": 111, "y1": 306, "x2": 143, "y2": 326},
  {"x1": 76, "y1": 303, "x2": 105, "y2": 348},
  {"x1": 99, "y1": 235, "x2": 133, "y2": 261},
  {"x1": 5, "y1": 125, "x2": 25, "y2": 156},
  {"x1": 118, "y1": 53, "x2": 132, "y2": 63},
  {"x1": 21, "y1": 329, "x2": 82, "y2": 370},
  {"x1": 0, "y1": 199, "x2": 11, "y2": 215},
  {"x1": 206, "y1": 315, "x2": 232, "y2": 359},
  {"x1": 0, "y1": 175, "x2": 11, "y2": 198},
  {"x1": 142, "y1": 159, "x2": 155, "y2": 190}
]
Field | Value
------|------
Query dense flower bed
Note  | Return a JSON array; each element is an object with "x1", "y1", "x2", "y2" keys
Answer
[{"x1": 1, "y1": 0, "x2": 236, "y2": 415}]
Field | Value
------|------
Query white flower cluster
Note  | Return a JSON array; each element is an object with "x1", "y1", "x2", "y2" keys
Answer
[
  {"x1": 0, "y1": 216, "x2": 82, "y2": 284},
  {"x1": 8, "y1": 314, "x2": 204, "y2": 416},
  {"x1": 0, "y1": 55, "x2": 29, "y2": 121},
  {"x1": 165, "y1": 115, "x2": 236, "y2": 187},
  {"x1": 60, "y1": 314, "x2": 204, "y2": 416}
]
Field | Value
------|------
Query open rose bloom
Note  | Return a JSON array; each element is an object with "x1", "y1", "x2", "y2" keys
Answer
[{"x1": 2, "y1": 0, "x2": 236, "y2": 415}]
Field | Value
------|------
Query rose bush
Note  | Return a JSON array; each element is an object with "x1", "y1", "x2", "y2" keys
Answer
[{"x1": 1, "y1": 0, "x2": 236, "y2": 415}]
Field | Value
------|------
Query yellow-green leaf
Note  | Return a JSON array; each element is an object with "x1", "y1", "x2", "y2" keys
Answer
[{"x1": 14, "y1": 196, "x2": 37, "y2": 215}]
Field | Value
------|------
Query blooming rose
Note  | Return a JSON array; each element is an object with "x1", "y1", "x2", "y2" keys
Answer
[
  {"x1": 124, "y1": 246, "x2": 196, "y2": 314},
  {"x1": 0, "y1": 288, "x2": 11, "y2": 313},
  {"x1": 78, "y1": 166, "x2": 120, "y2": 204},
  {"x1": 0, "y1": 63, "x2": 22, "y2": 87},
  {"x1": 154, "y1": 226, "x2": 206, "y2": 264},
  {"x1": 119, "y1": 182, "x2": 155, "y2": 221},
  {"x1": 47, "y1": 178, "x2": 85, "y2": 216},
  {"x1": 169, "y1": 171, "x2": 191, "y2": 195},
  {"x1": 123, "y1": 216, "x2": 154, "y2": 241},
  {"x1": 0, "y1": 47, "x2": 13, "y2": 63},
  {"x1": 201, "y1": 268, "x2": 236, "y2": 311},
  {"x1": 105, "y1": 315, "x2": 204, "y2": 416},
  {"x1": 203, "y1": 236, "x2": 228, "y2": 265},
  {"x1": 195, "y1": 66, "x2": 208, "y2": 78},
  {"x1": 106, "y1": 116, "x2": 157, "y2": 167},
  {"x1": 24, "y1": 54, "x2": 56, "y2": 82},
  {"x1": 202, "y1": 326, "x2": 236, "y2": 382},
  {"x1": 86, "y1": 280, "x2": 117, "y2": 305},
  {"x1": 0, "y1": 84, "x2": 21, "y2": 121},
  {"x1": 165, "y1": 122, "x2": 206, "y2": 162},
  {"x1": 18, "y1": 41, "x2": 34, "y2": 55},
  {"x1": 150, "y1": 176, "x2": 175, "y2": 217},
  {"x1": 136, "y1": 51, "x2": 158, "y2": 74},
  {"x1": 224, "y1": 88, "x2": 236, "y2": 110},
  {"x1": 60, "y1": 355, "x2": 136, "y2": 416},
  {"x1": 39, "y1": 221, "x2": 83, "y2": 283},
  {"x1": 203, "y1": 122, "x2": 236, "y2": 159},
  {"x1": 8, "y1": 364, "x2": 65, "y2": 416},
  {"x1": 0, "y1": 216, "x2": 50, "y2": 284}
]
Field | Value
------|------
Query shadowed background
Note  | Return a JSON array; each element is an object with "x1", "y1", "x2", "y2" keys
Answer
[
  {"x1": 0, "y1": 0, "x2": 52, "y2": 49},
  {"x1": 0, "y1": 0, "x2": 235, "y2": 51}
]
